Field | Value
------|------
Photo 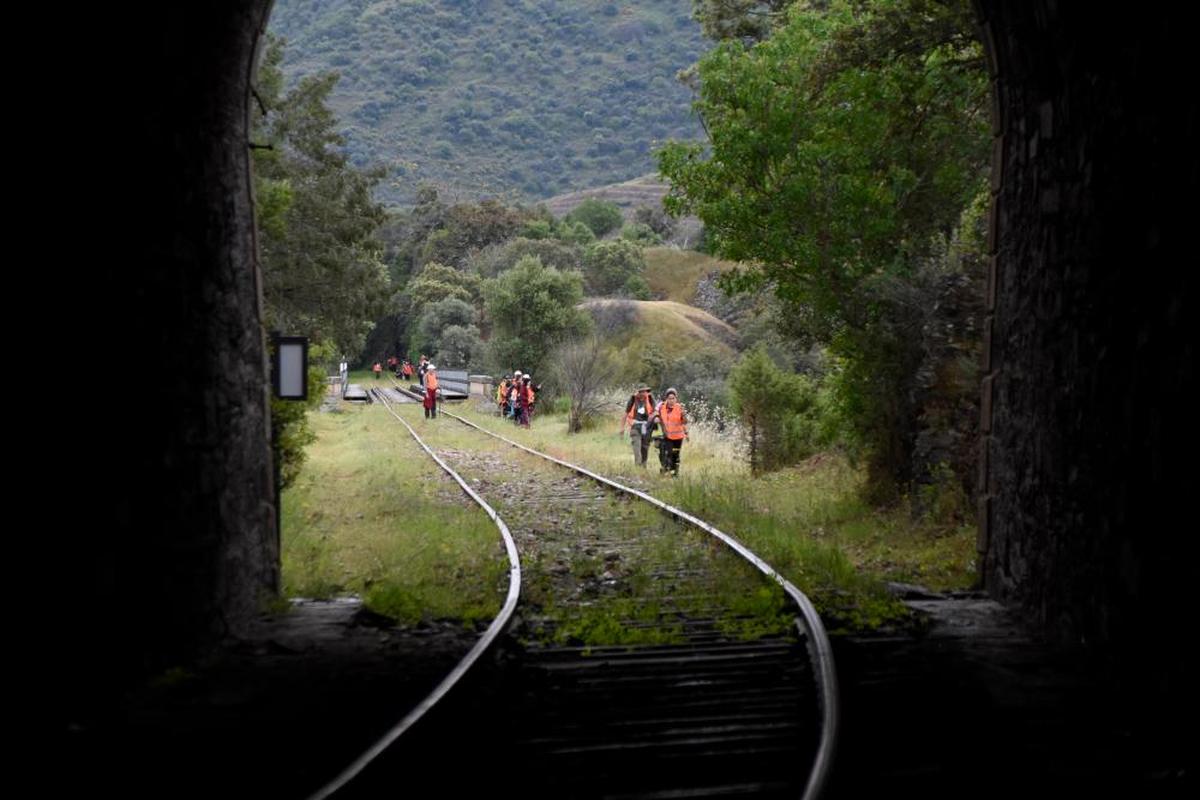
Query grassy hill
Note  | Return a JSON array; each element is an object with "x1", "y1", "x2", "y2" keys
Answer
[
  {"x1": 643, "y1": 247, "x2": 738, "y2": 304},
  {"x1": 268, "y1": 0, "x2": 710, "y2": 207},
  {"x1": 584, "y1": 299, "x2": 736, "y2": 360}
]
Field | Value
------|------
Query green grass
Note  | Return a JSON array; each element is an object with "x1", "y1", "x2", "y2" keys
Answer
[
  {"x1": 281, "y1": 401, "x2": 507, "y2": 626},
  {"x1": 643, "y1": 247, "x2": 739, "y2": 304},
  {"x1": 407, "y1": 403, "x2": 795, "y2": 645},
  {"x1": 437, "y1": 402, "x2": 977, "y2": 632}
]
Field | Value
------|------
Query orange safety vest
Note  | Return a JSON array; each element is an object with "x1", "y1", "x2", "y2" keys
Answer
[
  {"x1": 426, "y1": 372, "x2": 439, "y2": 391},
  {"x1": 526, "y1": 385, "x2": 536, "y2": 404},
  {"x1": 626, "y1": 396, "x2": 654, "y2": 424},
  {"x1": 658, "y1": 403, "x2": 687, "y2": 441},
  {"x1": 497, "y1": 381, "x2": 508, "y2": 402}
]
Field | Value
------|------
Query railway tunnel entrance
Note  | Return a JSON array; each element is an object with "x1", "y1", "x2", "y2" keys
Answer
[{"x1": 72, "y1": 0, "x2": 1193, "y2": 787}]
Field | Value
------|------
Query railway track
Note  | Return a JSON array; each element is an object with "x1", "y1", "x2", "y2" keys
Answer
[{"x1": 311, "y1": 385, "x2": 838, "y2": 799}]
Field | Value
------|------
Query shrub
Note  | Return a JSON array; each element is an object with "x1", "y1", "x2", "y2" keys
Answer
[{"x1": 565, "y1": 198, "x2": 624, "y2": 237}]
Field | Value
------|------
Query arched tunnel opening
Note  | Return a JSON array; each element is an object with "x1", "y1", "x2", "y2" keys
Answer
[{"x1": 64, "y1": 0, "x2": 1194, "y2": 795}]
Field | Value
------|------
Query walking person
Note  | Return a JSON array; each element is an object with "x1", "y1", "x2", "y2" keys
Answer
[
  {"x1": 517, "y1": 375, "x2": 534, "y2": 428},
  {"x1": 651, "y1": 388, "x2": 688, "y2": 476},
  {"x1": 507, "y1": 371, "x2": 523, "y2": 421},
  {"x1": 620, "y1": 386, "x2": 656, "y2": 467},
  {"x1": 524, "y1": 375, "x2": 538, "y2": 423},
  {"x1": 423, "y1": 364, "x2": 440, "y2": 419},
  {"x1": 417, "y1": 355, "x2": 429, "y2": 388},
  {"x1": 497, "y1": 374, "x2": 511, "y2": 416},
  {"x1": 372, "y1": 362, "x2": 382, "y2": 380}
]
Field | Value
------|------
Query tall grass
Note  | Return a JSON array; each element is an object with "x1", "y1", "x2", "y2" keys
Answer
[
  {"x1": 281, "y1": 403, "x2": 507, "y2": 626},
  {"x1": 445, "y1": 401, "x2": 976, "y2": 631}
]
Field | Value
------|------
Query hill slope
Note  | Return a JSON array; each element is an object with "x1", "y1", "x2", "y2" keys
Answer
[
  {"x1": 643, "y1": 247, "x2": 738, "y2": 304},
  {"x1": 269, "y1": 0, "x2": 710, "y2": 207},
  {"x1": 584, "y1": 299, "x2": 737, "y2": 361}
]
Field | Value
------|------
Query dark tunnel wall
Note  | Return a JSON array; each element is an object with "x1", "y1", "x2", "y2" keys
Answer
[
  {"x1": 976, "y1": 1, "x2": 1195, "y2": 684},
  {"x1": 74, "y1": 0, "x2": 279, "y2": 687}
]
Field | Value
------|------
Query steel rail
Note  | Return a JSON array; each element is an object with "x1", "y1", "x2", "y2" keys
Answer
[
  {"x1": 391, "y1": 380, "x2": 839, "y2": 800},
  {"x1": 306, "y1": 387, "x2": 522, "y2": 800}
]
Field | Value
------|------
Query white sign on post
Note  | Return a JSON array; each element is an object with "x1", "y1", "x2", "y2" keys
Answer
[{"x1": 273, "y1": 335, "x2": 308, "y2": 401}]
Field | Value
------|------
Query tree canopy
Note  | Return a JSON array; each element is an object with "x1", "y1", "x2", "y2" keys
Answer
[
  {"x1": 253, "y1": 36, "x2": 390, "y2": 358},
  {"x1": 660, "y1": 0, "x2": 988, "y2": 493},
  {"x1": 483, "y1": 256, "x2": 590, "y2": 374}
]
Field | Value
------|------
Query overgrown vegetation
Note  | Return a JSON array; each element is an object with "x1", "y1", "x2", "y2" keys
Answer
[
  {"x1": 659, "y1": 0, "x2": 989, "y2": 503},
  {"x1": 254, "y1": 36, "x2": 392, "y2": 485},
  {"x1": 442, "y1": 403, "x2": 977, "y2": 631},
  {"x1": 281, "y1": 403, "x2": 507, "y2": 625}
]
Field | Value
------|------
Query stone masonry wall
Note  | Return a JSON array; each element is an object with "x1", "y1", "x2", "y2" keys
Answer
[{"x1": 975, "y1": 1, "x2": 1195, "y2": 682}]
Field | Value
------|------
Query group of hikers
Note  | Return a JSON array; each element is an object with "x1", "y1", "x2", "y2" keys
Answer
[
  {"x1": 375, "y1": 355, "x2": 417, "y2": 382},
  {"x1": 369, "y1": 357, "x2": 689, "y2": 475},
  {"x1": 370, "y1": 355, "x2": 441, "y2": 418},
  {"x1": 494, "y1": 371, "x2": 539, "y2": 429},
  {"x1": 619, "y1": 385, "x2": 689, "y2": 477}
]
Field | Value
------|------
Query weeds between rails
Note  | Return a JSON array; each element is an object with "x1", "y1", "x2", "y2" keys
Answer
[{"x1": 373, "y1": 379, "x2": 839, "y2": 800}]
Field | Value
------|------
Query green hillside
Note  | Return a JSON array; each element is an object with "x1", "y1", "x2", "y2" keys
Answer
[
  {"x1": 268, "y1": 0, "x2": 710, "y2": 207},
  {"x1": 584, "y1": 299, "x2": 737, "y2": 360},
  {"x1": 643, "y1": 247, "x2": 737, "y2": 304}
]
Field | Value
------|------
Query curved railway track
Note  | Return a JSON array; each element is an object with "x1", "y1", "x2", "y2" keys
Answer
[{"x1": 311, "y1": 384, "x2": 838, "y2": 799}]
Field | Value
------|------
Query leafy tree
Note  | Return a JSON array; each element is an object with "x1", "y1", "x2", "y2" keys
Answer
[
  {"x1": 621, "y1": 274, "x2": 653, "y2": 300},
  {"x1": 521, "y1": 218, "x2": 556, "y2": 240},
  {"x1": 435, "y1": 324, "x2": 485, "y2": 369},
  {"x1": 470, "y1": 237, "x2": 583, "y2": 278},
  {"x1": 253, "y1": 37, "x2": 390, "y2": 484},
  {"x1": 556, "y1": 219, "x2": 597, "y2": 246},
  {"x1": 565, "y1": 198, "x2": 624, "y2": 237},
  {"x1": 620, "y1": 222, "x2": 663, "y2": 246},
  {"x1": 414, "y1": 199, "x2": 531, "y2": 268},
  {"x1": 386, "y1": 184, "x2": 449, "y2": 282},
  {"x1": 419, "y1": 296, "x2": 475, "y2": 336},
  {"x1": 483, "y1": 256, "x2": 590, "y2": 374},
  {"x1": 633, "y1": 204, "x2": 676, "y2": 238},
  {"x1": 659, "y1": 0, "x2": 988, "y2": 498},
  {"x1": 253, "y1": 36, "x2": 390, "y2": 357},
  {"x1": 416, "y1": 296, "x2": 476, "y2": 355},
  {"x1": 582, "y1": 239, "x2": 647, "y2": 296},
  {"x1": 403, "y1": 262, "x2": 482, "y2": 309},
  {"x1": 727, "y1": 346, "x2": 822, "y2": 475}
]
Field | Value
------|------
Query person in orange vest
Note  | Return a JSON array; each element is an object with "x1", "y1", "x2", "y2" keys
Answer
[
  {"x1": 423, "y1": 364, "x2": 440, "y2": 419},
  {"x1": 496, "y1": 374, "x2": 511, "y2": 416},
  {"x1": 372, "y1": 362, "x2": 382, "y2": 380},
  {"x1": 619, "y1": 385, "x2": 656, "y2": 466},
  {"x1": 507, "y1": 370, "x2": 523, "y2": 421},
  {"x1": 402, "y1": 359, "x2": 414, "y2": 381},
  {"x1": 518, "y1": 375, "x2": 535, "y2": 428},
  {"x1": 651, "y1": 387, "x2": 688, "y2": 476}
]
